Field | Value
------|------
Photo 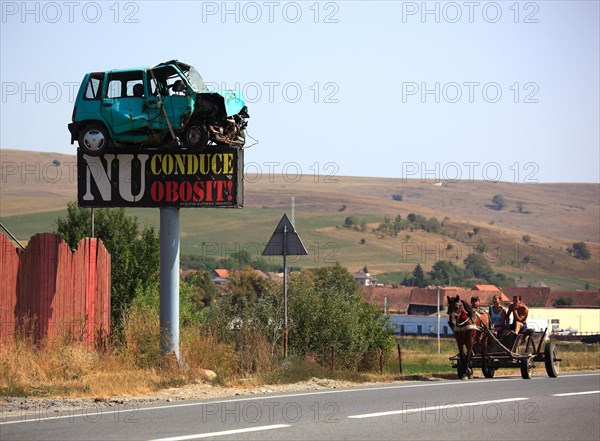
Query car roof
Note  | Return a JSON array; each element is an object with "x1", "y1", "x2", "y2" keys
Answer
[{"x1": 97, "y1": 60, "x2": 191, "y2": 75}]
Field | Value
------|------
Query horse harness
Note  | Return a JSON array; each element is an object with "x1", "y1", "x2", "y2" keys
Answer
[{"x1": 450, "y1": 302, "x2": 486, "y2": 333}]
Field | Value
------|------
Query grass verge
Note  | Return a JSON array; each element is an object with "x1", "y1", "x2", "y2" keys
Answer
[{"x1": 1, "y1": 334, "x2": 598, "y2": 398}]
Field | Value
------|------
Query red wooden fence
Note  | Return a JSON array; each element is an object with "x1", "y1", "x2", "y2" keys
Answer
[{"x1": 0, "y1": 232, "x2": 110, "y2": 347}]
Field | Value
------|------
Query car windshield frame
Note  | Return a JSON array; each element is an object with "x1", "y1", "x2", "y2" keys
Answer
[{"x1": 184, "y1": 66, "x2": 205, "y2": 92}]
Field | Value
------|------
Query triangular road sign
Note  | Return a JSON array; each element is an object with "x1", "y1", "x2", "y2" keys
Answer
[{"x1": 262, "y1": 213, "x2": 308, "y2": 256}]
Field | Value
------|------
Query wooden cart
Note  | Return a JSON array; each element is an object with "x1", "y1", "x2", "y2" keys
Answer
[{"x1": 450, "y1": 328, "x2": 561, "y2": 379}]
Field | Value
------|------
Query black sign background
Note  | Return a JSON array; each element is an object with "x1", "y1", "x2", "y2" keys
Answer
[{"x1": 77, "y1": 147, "x2": 243, "y2": 208}]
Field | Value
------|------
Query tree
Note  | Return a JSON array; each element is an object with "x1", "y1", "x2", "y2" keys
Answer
[
  {"x1": 476, "y1": 239, "x2": 487, "y2": 253},
  {"x1": 463, "y1": 253, "x2": 494, "y2": 280},
  {"x1": 312, "y1": 263, "x2": 359, "y2": 297},
  {"x1": 228, "y1": 266, "x2": 275, "y2": 310},
  {"x1": 428, "y1": 260, "x2": 464, "y2": 286},
  {"x1": 570, "y1": 242, "x2": 591, "y2": 260},
  {"x1": 184, "y1": 270, "x2": 218, "y2": 310},
  {"x1": 491, "y1": 194, "x2": 507, "y2": 210},
  {"x1": 55, "y1": 202, "x2": 159, "y2": 329},
  {"x1": 522, "y1": 235, "x2": 531, "y2": 244},
  {"x1": 412, "y1": 264, "x2": 428, "y2": 288},
  {"x1": 344, "y1": 215, "x2": 358, "y2": 228},
  {"x1": 288, "y1": 269, "x2": 393, "y2": 370},
  {"x1": 516, "y1": 201, "x2": 525, "y2": 213}
]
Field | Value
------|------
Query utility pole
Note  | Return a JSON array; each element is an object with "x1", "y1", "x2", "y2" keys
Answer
[{"x1": 437, "y1": 287, "x2": 441, "y2": 354}]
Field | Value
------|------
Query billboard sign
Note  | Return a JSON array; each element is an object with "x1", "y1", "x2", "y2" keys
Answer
[{"x1": 77, "y1": 147, "x2": 243, "y2": 208}]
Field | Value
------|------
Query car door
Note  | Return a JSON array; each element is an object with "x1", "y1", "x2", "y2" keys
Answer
[
  {"x1": 148, "y1": 66, "x2": 192, "y2": 133},
  {"x1": 102, "y1": 70, "x2": 149, "y2": 142}
]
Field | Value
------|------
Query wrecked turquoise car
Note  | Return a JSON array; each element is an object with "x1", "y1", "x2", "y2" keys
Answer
[{"x1": 68, "y1": 60, "x2": 248, "y2": 155}]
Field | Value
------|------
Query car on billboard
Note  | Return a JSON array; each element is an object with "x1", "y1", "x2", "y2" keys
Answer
[{"x1": 68, "y1": 60, "x2": 248, "y2": 155}]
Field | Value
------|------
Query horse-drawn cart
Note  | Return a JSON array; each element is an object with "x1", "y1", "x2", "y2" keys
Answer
[{"x1": 450, "y1": 327, "x2": 561, "y2": 379}]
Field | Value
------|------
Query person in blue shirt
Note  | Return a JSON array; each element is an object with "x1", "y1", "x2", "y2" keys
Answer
[{"x1": 488, "y1": 294, "x2": 507, "y2": 334}]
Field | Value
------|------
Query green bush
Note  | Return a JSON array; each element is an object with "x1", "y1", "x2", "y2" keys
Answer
[{"x1": 287, "y1": 267, "x2": 393, "y2": 370}]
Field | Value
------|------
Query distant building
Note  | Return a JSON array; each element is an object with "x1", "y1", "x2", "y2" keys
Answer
[
  {"x1": 359, "y1": 285, "x2": 413, "y2": 314},
  {"x1": 212, "y1": 268, "x2": 230, "y2": 285},
  {"x1": 501, "y1": 286, "x2": 552, "y2": 307},
  {"x1": 528, "y1": 308, "x2": 600, "y2": 333},
  {"x1": 547, "y1": 290, "x2": 600, "y2": 308},
  {"x1": 515, "y1": 280, "x2": 549, "y2": 288},
  {"x1": 353, "y1": 270, "x2": 377, "y2": 286},
  {"x1": 407, "y1": 287, "x2": 465, "y2": 315},
  {"x1": 470, "y1": 285, "x2": 510, "y2": 304},
  {"x1": 389, "y1": 314, "x2": 453, "y2": 336}
]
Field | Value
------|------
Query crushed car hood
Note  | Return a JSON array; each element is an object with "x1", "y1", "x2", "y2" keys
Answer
[{"x1": 207, "y1": 89, "x2": 246, "y2": 117}]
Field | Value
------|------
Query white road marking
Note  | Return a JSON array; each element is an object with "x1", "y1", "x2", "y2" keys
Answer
[
  {"x1": 2, "y1": 372, "x2": 598, "y2": 425},
  {"x1": 552, "y1": 390, "x2": 600, "y2": 397},
  {"x1": 147, "y1": 424, "x2": 290, "y2": 441},
  {"x1": 0, "y1": 378, "x2": 521, "y2": 425},
  {"x1": 348, "y1": 397, "x2": 529, "y2": 419}
]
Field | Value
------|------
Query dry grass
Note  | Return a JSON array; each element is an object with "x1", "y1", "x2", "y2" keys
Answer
[
  {"x1": 0, "y1": 305, "x2": 277, "y2": 398},
  {"x1": 1, "y1": 330, "x2": 598, "y2": 398}
]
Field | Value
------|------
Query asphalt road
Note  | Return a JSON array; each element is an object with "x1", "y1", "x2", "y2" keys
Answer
[{"x1": 2, "y1": 372, "x2": 599, "y2": 441}]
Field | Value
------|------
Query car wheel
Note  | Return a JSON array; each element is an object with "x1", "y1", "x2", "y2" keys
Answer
[
  {"x1": 184, "y1": 122, "x2": 209, "y2": 149},
  {"x1": 78, "y1": 124, "x2": 109, "y2": 156}
]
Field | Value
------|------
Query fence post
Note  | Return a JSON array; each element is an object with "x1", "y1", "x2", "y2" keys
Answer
[
  {"x1": 379, "y1": 348, "x2": 383, "y2": 374},
  {"x1": 397, "y1": 344, "x2": 403, "y2": 374},
  {"x1": 331, "y1": 346, "x2": 335, "y2": 371}
]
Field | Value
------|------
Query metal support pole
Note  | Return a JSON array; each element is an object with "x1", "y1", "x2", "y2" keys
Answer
[
  {"x1": 283, "y1": 224, "x2": 288, "y2": 359},
  {"x1": 437, "y1": 288, "x2": 441, "y2": 354},
  {"x1": 160, "y1": 207, "x2": 180, "y2": 360},
  {"x1": 91, "y1": 208, "x2": 95, "y2": 238}
]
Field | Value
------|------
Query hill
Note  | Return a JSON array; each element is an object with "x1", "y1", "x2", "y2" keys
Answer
[{"x1": 1, "y1": 149, "x2": 598, "y2": 289}]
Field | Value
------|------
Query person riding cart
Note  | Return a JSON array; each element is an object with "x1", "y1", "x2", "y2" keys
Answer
[
  {"x1": 488, "y1": 294, "x2": 508, "y2": 334},
  {"x1": 507, "y1": 295, "x2": 529, "y2": 333}
]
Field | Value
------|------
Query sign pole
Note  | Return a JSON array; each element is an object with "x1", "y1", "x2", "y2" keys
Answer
[
  {"x1": 283, "y1": 224, "x2": 288, "y2": 359},
  {"x1": 160, "y1": 207, "x2": 180, "y2": 361},
  {"x1": 262, "y1": 214, "x2": 307, "y2": 361}
]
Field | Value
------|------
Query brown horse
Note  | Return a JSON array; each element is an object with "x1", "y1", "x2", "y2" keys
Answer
[{"x1": 447, "y1": 295, "x2": 489, "y2": 379}]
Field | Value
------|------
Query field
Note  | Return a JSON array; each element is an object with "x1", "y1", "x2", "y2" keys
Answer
[{"x1": 1, "y1": 149, "x2": 599, "y2": 289}]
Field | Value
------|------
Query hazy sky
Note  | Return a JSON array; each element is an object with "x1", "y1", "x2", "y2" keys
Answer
[{"x1": 1, "y1": 0, "x2": 598, "y2": 183}]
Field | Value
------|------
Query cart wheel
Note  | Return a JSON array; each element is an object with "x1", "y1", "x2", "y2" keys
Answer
[
  {"x1": 520, "y1": 358, "x2": 533, "y2": 379},
  {"x1": 544, "y1": 342, "x2": 560, "y2": 378},
  {"x1": 457, "y1": 359, "x2": 466, "y2": 379},
  {"x1": 482, "y1": 366, "x2": 495, "y2": 378}
]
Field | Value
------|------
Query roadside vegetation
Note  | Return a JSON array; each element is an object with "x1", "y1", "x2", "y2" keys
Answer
[{"x1": 1, "y1": 205, "x2": 597, "y2": 398}]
